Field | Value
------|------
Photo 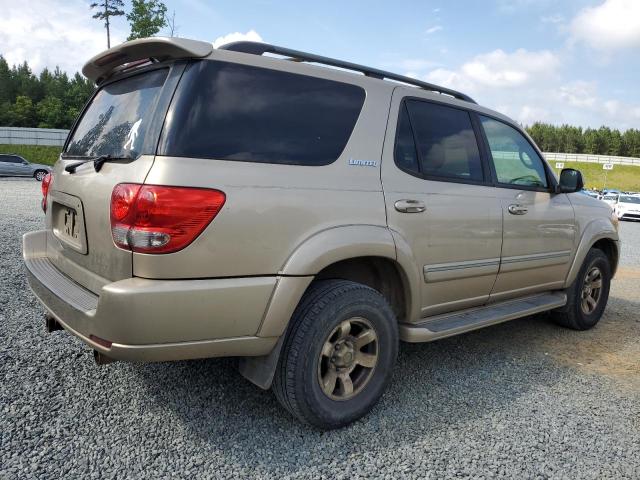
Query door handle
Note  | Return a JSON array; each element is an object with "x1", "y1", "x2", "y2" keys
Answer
[
  {"x1": 395, "y1": 199, "x2": 425, "y2": 213},
  {"x1": 508, "y1": 204, "x2": 528, "y2": 215}
]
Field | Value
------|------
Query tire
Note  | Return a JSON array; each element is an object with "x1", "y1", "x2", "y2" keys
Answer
[
  {"x1": 272, "y1": 279, "x2": 398, "y2": 429},
  {"x1": 34, "y1": 170, "x2": 47, "y2": 182},
  {"x1": 552, "y1": 248, "x2": 611, "y2": 330}
]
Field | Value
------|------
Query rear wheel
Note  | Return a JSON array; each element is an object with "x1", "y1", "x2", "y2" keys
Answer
[
  {"x1": 552, "y1": 248, "x2": 611, "y2": 330},
  {"x1": 34, "y1": 170, "x2": 47, "y2": 182},
  {"x1": 272, "y1": 279, "x2": 398, "y2": 429}
]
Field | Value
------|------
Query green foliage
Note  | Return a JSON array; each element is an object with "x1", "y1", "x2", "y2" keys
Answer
[
  {"x1": 0, "y1": 56, "x2": 94, "y2": 129},
  {"x1": 127, "y1": 0, "x2": 167, "y2": 40},
  {"x1": 526, "y1": 122, "x2": 640, "y2": 159},
  {"x1": 0, "y1": 144, "x2": 61, "y2": 166}
]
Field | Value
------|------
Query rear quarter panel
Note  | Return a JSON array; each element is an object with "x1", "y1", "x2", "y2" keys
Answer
[{"x1": 134, "y1": 63, "x2": 395, "y2": 279}]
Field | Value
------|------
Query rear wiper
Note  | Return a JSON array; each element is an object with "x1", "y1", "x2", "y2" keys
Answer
[{"x1": 64, "y1": 154, "x2": 132, "y2": 174}]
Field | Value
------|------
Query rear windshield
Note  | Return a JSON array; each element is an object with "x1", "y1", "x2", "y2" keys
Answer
[
  {"x1": 65, "y1": 68, "x2": 168, "y2": 158},
  {"x1": 159, "y1": 60, "x2": 366, "y2": 166}
]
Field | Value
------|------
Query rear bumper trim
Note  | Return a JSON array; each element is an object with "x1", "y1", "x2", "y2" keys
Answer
[{"x1": 26, "y1": 256, "x2": 98, "y2": 312}]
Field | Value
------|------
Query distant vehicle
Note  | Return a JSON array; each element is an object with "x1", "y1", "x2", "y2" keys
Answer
[
  {"x1": 613, "y1": 195, "x2": 640, "y2": 221},
  {"x1": 601, "y1": 193, "x2": 619, "y2": 207},
  {"x1": 0, "y1": 154, "x2": 51, "y2": 181},
  {"x1": 580, "y1": 189, "x2": 599, "y2": 199}
]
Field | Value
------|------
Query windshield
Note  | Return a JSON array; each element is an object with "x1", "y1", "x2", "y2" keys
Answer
[
  {"x1": 66, "y1": 69, "x2": 168, "y2": 158},
  {"x1": 603, "y1": 195, "x2": 617, "y2": 200},
  {"x1": 620, "y1": 196, "x2": 640, "y2": 204}
]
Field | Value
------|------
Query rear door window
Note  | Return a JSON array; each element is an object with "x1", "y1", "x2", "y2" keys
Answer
[
  {"x1": 159, "y1": 60, "x2": 366, "y2": 166},
  {"x1": 395, "y1": 99, "x2": 484, "y2": 182},
  {"x1": 66, "y1": 68, "x2": 168, "y2": 158}
]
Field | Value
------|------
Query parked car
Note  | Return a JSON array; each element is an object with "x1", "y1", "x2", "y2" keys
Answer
[
  {"x1": 601, "y1": 193, "x2": 619, "y2": 206},
  {"x1": 23, "y1": 37, "x2": 620, "y2": 429},
  {"x1": 0, "y1": 154, "x2": 51, "y2": 181},
  {"x1": 579, "y1": 189, "x2": 599, "y2": 199},
  {"x1": 613, "y1": 194, "x2": 640, "y2": 221}
]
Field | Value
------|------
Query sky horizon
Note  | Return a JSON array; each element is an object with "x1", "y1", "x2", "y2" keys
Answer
[{"x1": 1, "y1": 0, "x2": 638, "y2": 130}]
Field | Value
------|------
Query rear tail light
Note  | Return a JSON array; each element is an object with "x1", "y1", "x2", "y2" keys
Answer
[
  {"x1": 110, "y1": 184, "x2": 225, "y2": 254},
  {"x1": 41, "y1": 173, "x2": 52, "y2": 212}
]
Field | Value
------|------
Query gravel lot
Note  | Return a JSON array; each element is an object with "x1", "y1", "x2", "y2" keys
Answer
[{"x1": 1, "y1": 178, "x2": 639, "y2": 479}]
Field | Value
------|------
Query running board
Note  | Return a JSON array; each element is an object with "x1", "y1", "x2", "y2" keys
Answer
[{"x1": 399, "y1": 292, "x2": 567, "y2": 343}]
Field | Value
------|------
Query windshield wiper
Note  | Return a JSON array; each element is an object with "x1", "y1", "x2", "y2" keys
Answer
[{"x1": 65, "y1": 154, "x2": 132, "y2": 174}]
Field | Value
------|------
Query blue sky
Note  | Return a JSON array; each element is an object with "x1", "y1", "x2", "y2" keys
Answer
[{"x1": 1, "y1": 0, "x2": 639, "y2": 129}]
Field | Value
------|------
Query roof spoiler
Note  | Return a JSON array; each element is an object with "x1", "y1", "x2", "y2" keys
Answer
[{"x1": 82, "y1": 37, "x2": 213, "y2": 83}]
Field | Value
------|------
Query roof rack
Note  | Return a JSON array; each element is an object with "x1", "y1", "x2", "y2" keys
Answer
[{"x1": 219, "y1": 41, "x2": 476, "y2": 104}]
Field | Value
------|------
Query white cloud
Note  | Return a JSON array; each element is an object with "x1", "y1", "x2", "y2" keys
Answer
[
  {"x1": 540, "y1": 14, "x2": 564, "y2": 24},
  {"x1": 426, "y1": 25, "x2": 443, "y2": 34},
  {"x1": 212, "y1": 30, "x2": 263, "y2": 48},
  {"x1": 424, "y1": 48, "x2": 559, "y2": 91},
  {"x1": 399, "y1": 47, "x2": 639, "y2": 129},
  {"x1": 0, "y1": 0, "x2": 127, "y2": 75},
  {"x1": 558, "y1": 81, "x2": 597, "y2": 108},
  {"x1": 570, "y1": 0, "x2": 640, "y2": 50}
]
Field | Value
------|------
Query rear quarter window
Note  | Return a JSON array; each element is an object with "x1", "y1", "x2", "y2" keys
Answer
[{"x1": 159, "y1": 60, "x2": 366, "y2": 166}]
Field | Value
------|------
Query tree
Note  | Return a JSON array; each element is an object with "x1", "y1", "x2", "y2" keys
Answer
[
  {"x1": 36, "y1": 96, "x2": 66, "y2": 129},
  {"x1": 166, "y1": 10, "x2": 178, "y2": 36},
  {"x1": 91, "y1": 0, "x2": 126, "y2": 49},
  {"x1": 11, "y1": 96, "x2": 36, "y2": 127},
  {"x1": 127, "y1": 0, "x2": 167, "y2": 41}
]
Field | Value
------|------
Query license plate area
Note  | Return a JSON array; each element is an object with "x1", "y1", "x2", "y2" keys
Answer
[{"x1": 51, "y1": 192, "x2": 88, "y2": 254}]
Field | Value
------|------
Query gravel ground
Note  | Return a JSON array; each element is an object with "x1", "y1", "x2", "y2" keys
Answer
[{"x1": 1, "y1": 178, "x2": 639, "y2": 479}]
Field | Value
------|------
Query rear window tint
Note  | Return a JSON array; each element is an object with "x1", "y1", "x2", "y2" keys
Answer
[
  {"x1": 66, "y1": 68, "x2": 168, "y2": 158},
  {"x1": 159, "y1": 60, "x2": 366, "y2": 166},
  {"x1": 403, "y1": 100, "x2": 483, "y2": 182}
]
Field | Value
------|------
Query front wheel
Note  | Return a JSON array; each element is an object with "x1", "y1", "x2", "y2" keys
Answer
[
  {"x1": 552, "y1": 248, "x2": 611, "y2": 330},
  {"x1": 34, "y1": 170, "x2": 47, "y2": 182},
  {"x1": 272, "y1": 280, "x2": 398, "y2": 429}
]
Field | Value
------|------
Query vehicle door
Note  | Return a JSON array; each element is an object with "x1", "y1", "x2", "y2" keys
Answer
[
  {"x1": 477, "y1": 115, "x2": 576, "y2": 302},
  {"x1": 14, "y1": 156, "x2": 32, "y2": 176},
  {"x1": 0, "y1": 155, "x2": 21, "y2": 175},
  {"x1": 382, "y1": 92, "x2": 503, "y2": 319}
]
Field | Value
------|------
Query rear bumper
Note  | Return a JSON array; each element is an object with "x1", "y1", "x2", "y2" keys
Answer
[{"x1": 23, "y1": 230, "x2": 279, "y2": 362}]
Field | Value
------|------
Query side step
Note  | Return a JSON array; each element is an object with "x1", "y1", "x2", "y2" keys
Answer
[{"x1": 399, "y1": 292, "x2": 567, "y2": 343}]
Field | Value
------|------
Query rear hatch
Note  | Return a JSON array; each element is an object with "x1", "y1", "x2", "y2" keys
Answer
[{"x1": 46, "y1": 63, "x2": 184, "y2": 293}]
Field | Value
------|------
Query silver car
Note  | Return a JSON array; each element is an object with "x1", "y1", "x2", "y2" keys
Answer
[{"x1": 0, "y1": 154, "x2": 51, "y2": 181}]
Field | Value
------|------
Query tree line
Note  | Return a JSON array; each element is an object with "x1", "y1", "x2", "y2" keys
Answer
[
  {"x1": 0, "y1": 57, "x2": 94, "y2": 129},
  {"x1": 0, "y1": 0, "x2": 171, "y2": 130},
  {"x1": 526, "y1": 123, "x2": 640, "y2": 159}
]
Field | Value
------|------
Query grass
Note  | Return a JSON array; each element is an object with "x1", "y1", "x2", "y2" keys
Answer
[
  {"x1": 0, "y1": 144, "x2": 61, "y2": 166},
  {"x1": 550, "y1": 161, "x2": 640, "y2": 192}
]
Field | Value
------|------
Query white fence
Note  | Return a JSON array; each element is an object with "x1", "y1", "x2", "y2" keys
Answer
[
  {"x1": 0, "y1": 127, "x2": 69, "y2": 147},
  {"x1": 543, "y1": 152, "x2": 640, "y2": 167}
]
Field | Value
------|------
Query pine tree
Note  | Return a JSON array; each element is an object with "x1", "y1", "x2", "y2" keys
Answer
[{"x1": 90, "y1": 0, "x2": 126, "y2": 49}]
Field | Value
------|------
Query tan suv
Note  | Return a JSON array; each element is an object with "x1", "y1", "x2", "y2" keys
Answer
[{"x1": 24, "y1": 37, "x2": 620, "y2": 429}]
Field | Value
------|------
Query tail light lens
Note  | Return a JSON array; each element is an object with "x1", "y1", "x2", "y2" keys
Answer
[
  {"x1": 110, "y1": 184, "x2": 226, "y2": 254},
  {"x1": 41, "y1": 173, "x2": 53, "y2": 212}
]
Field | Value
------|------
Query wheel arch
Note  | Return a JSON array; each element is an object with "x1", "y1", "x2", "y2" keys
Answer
[
  {"x1": 241, "y1": 226, "x2": 420, "y2": 390},
  {"x1": 564, "y1": 218, "x2": 619, "y2": 287}
]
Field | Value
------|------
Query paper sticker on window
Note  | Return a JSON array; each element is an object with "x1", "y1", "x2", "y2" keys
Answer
[{"x1": 123, "y1": 118, "x2": 142, "y2": 152}]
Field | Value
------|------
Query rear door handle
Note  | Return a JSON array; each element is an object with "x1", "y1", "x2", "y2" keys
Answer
[
  {"x1": 508, "y1": 204, "x2": 528, "y2": 215},
  {"x1": 395, "y1": 199, "x2": 425, "y2": 213}
]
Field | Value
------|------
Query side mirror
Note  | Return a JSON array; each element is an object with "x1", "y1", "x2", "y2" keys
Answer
[{"x1": 557, "y1": 168, "x2": 584, "y2": 193}]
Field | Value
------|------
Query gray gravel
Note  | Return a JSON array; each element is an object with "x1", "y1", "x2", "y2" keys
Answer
[{"x1": 1, "y1": 178, "x2": 639, "y2": 479}]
